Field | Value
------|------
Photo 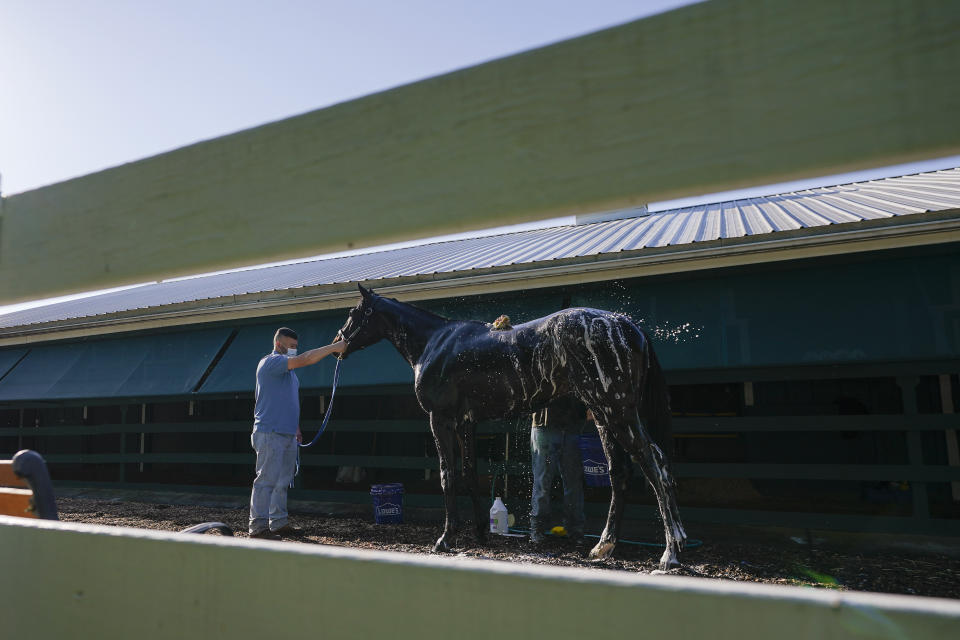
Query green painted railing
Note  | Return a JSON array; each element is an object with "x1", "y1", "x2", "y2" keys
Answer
[
  {"x1": 14, "y1": 452, "x2": 960, "y2": 483},
  {"x1": 4, "y1": 413, "x2": 959, "y2": 535},
  {"x1": 3, "y1": 413, "x2": 955, "y2": 437}
]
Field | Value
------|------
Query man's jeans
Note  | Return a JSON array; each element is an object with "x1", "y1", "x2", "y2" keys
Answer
[
  {"x1": 249, "y1": 430, "x2": 298, "y2": 534},
  {"x1": 529, "y1": 427, "x2": 585, "y2": 538}
]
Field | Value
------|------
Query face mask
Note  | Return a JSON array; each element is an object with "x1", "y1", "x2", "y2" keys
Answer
[{"x1": 286, "y1": 347, "x2": 298, "y2": 357}]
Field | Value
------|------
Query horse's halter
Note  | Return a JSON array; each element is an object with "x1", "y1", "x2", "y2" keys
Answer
[{"x1": 339, "y1": 304, "x2": 375, "y2": 345}]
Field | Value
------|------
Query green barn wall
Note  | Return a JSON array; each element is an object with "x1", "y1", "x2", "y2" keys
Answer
[
  {"x1": 571, "y1": 249, "x2": 960, "y2": 370},
  {"x1": 0, "y1": 246, "x2": 957, "y2": 402}
]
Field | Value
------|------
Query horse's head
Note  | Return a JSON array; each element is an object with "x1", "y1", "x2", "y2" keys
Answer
[{"x1": 336, "y1": 284, "x2": 387, "y2": 358}]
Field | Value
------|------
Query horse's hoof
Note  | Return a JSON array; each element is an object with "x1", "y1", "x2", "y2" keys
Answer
[
  {"x1": 589, "y1": 541, "x2": 615, "y2": 560},
  {"x1": 432, "y1": 538, "x2": 452, "y2": 553},
  {"x1": 659, "y1": 548, "x2": 681, "y2": 571}
]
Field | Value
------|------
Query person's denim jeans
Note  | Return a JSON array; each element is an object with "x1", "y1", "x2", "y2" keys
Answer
[
  {"x1": 529, "y1": 427, "x2": 585, "y2": 538},
  {"x1": 249, "y1": 430, "x2": 298, "y2": 533}
]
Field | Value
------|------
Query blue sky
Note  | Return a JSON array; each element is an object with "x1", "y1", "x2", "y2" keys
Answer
[
  {"x1": 0, "y1": 0, "x2": 692, "y2": 195},
  {"x1": 1, "y1": 0, "x2": 957, "y2": 315}
]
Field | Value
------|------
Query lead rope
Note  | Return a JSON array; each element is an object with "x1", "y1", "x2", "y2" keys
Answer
[{"x1": 291, "y1": 358, "x2": 343, "y2": 484}]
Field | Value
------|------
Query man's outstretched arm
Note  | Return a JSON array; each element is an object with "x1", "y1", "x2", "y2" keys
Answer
[{"x1": 287, "y1": 340, "x2": 347, "y2": 370}]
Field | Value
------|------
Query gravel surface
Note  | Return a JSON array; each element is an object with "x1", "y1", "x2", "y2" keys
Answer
[{"x1": 56, "y1": 495, "x2": 960, "y2": 599}]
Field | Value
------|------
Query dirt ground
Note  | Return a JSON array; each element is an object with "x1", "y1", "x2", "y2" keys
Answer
[{"x1": 55, "y1": 493, "x2": 960, "y2": 600}]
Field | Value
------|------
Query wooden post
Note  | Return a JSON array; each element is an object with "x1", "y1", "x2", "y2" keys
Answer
[
  {"x1": 940, "y1": 374, "x2": 960, "y2": 501},
  {"x1": 118, "y1": 406, "x2": 127, "y2": 483},
  {"x1": 140, "y1": 403, "x2": 147, "y2": 474},
  {"x1": 898, "y1": 376, "x2": 929, "y2": 520},
  {"x1": 504, "y1": 432, "x2": 510, "y2": 500}
]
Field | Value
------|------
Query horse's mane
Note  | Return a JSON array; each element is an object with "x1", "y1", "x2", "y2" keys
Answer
[{"x1": 378, "y1": 294, "x2": 458, "y2": 325}]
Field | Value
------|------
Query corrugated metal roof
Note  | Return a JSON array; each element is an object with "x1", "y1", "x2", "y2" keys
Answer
[{"x1": 2, "y1": 168, "x2": 959, "y2": 330}]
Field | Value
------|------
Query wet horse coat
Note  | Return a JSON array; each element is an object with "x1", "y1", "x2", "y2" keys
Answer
[{"x1": 337, "y1": 285, "x2": 686, "y2": 569}]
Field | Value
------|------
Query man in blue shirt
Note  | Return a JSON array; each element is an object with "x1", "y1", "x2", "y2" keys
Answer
[{"x1": 249, "y1": 327, "x2": 346, "y2": 539}]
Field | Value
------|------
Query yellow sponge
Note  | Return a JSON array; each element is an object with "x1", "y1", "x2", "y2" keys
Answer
[{"x1": 550, "y1": 526, "x2": 568, "y2": 537}]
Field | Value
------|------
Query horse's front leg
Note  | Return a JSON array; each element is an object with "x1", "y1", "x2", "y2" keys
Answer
[
  {"x1": 430, "y1": 413, "x2": 458, "y2": 553},
  {"x1": 589, "y1": 423, "x2": 630, "y2": 562}
]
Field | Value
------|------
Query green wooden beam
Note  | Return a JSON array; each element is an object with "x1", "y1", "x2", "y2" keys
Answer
[
  {"x1": 0, "y1": 419, "x2": 432, "y2": 437},
  {"x1": 1, "y1": 413, "x2": 954, "y2": 438},
  {"x1": 0, "y1": 418, "x2": 524, "y2": 437},
  {"x1": 673, "y1": 463, "x2": 960, "y2": 483},
  {"x1": 673, "y1": 414, "x2": 960, "y2": 433},
  {"x1": 667, "y1": 358, "x2": 960, "y2": 384},
  {"x1": 36, "y1": 452, "x2": 528, "y2": 475},
  {"x1": 2, "y1": 0, "x2": 958, "y2": 303},
  {"x1": 21, "y1": 450, "x2": 960, "y2": 482},
  {"x1": 622, "y1": 505, "x2": 960, "y2": 537}
]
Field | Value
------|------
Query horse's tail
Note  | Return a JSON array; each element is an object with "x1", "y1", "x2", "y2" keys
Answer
[{"x1": 637, "y1": 333, "x2": 673, "y2": 453}]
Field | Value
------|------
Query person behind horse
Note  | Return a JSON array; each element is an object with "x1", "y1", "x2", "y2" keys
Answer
[
  {"x1": 248, "y1": 327, "x2": 346, "y2": 539},
  {"x1": 529, "y1": 395, "x2": 590, "y2": 544}
]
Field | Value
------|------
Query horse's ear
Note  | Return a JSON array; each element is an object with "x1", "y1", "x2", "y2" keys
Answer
[{"x1": 358, "y1": 283, "x2": 373, "y2": 299}]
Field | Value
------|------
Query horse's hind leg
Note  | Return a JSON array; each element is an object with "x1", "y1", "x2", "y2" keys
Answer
[
  {"x1": 430, "y1": 413, "x2": 459, "y2": 552},
  {"x1": 588, "y1": 423, "x2": 631, "y2": 561},
  {"x1": 616, "y1": 413, "x2": 686, "y2": 570}
]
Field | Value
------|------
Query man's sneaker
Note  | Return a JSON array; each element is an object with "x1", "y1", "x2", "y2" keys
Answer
[
  {"x1": 249, "y1": 529, "x2": 281, "y2": 540},
  {"x1": 272, "y1": 524, "x2": 303, "y2": 536}
]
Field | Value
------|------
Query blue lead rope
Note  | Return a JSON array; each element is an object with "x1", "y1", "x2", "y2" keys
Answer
[
  {"x1": 300, "y1": 357, "x2": 342, "y2": 448},
  {"x1": 292, "y1": 358, "x2": 342, "y2": 483}
]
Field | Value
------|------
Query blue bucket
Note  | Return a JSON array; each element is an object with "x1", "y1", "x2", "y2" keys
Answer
[
  {"x1": 577, "y1": 435, "x2": 611, "y2": 487},
  {"x1": 370, "y1": 483, "x2": 404, "y2": 524}
]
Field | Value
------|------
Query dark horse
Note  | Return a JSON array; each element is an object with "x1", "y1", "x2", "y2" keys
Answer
[{"x1": 337, "y1": 285, "x2": 686, "y2": 569}]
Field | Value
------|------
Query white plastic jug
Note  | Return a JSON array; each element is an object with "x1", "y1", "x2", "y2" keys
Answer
[{"x1": 489, "y1": 496, "x2": 509, "y2": 534}]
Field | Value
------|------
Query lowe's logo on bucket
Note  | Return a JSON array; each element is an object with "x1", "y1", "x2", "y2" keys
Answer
[
  {"x1": 377, "y1": 503, "x2": 401, "y2": 516},
  {"x1": 583, "y1": 459, "x2": 608, "y2": 475}
]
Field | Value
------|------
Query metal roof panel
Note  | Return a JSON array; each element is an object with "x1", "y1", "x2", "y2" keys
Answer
[{"x1": 2, "y1": 168, "x2": 958, "y2": 331}]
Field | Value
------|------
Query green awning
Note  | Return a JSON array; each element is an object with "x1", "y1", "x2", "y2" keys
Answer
[
  {"x1": 338, "y1": 342, "x2": 414, "y2": 388},
  {"x1": 0, "y1": 348, "x2": 28, "y2": 381},
  {"x1": 199, "y1": 291, "x2": 568, "y2": 395},
  {"x1": 200, "y1": 291, "x2": 562, "y2": 393},
  {"x1": 199, "y1": 317, "x2": 413, "y2": 394},
  {"x1": 0, "y1": 328, "x2": 231, "y2": 402}
]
